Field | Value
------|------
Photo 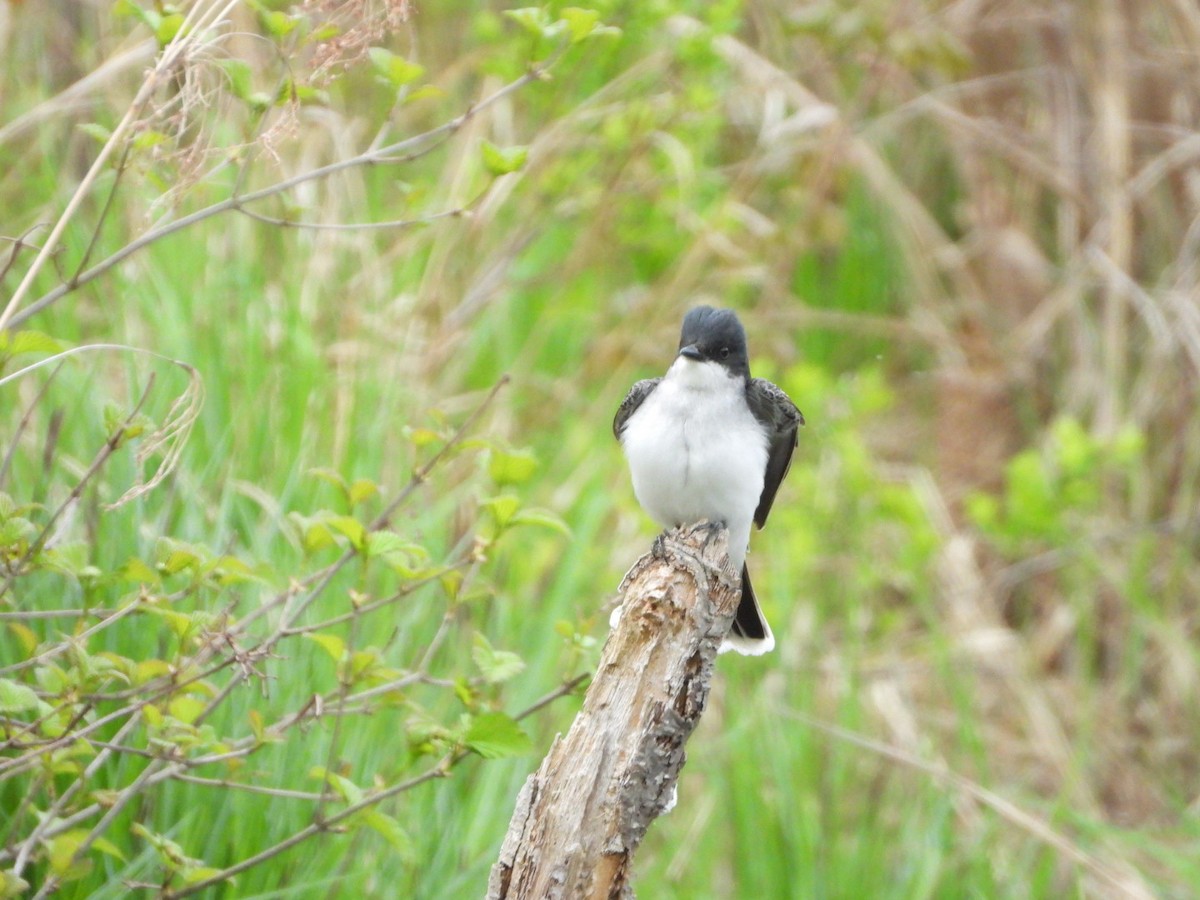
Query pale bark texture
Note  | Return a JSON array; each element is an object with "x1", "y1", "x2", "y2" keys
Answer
[{"x1": 486, "y1": 523, "x2": 740, "y2": 900}]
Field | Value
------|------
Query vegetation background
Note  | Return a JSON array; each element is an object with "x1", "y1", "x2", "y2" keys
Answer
[{"x1": 2, "y1": 0, "x2": 1198, "y2": 897}]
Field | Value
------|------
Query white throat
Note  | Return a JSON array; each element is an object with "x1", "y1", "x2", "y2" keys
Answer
[{"x1": 663, "y1": 356, "x2": 742, "y2": 392}]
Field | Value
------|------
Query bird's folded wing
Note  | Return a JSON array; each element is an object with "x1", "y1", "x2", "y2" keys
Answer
[
  {"x1": 613, "y1": 378, "x2": 662, "y2": 441},
  {"x1": 747, "y1": 378, "x2": 804, "y2": 528}
]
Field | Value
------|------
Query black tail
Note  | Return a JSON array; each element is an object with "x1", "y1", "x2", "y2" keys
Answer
[{"x1": 731, "y1": 563, "x2": 769, "y2": 641}]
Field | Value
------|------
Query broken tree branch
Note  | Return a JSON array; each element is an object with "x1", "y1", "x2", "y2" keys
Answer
[{"x1": 487, "y1": 522, "x2": 740, "y2": 900}]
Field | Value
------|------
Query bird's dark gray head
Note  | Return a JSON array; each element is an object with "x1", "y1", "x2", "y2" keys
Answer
[{"x1": 677, "y1": 306, "x2": 750, "y2": 377}]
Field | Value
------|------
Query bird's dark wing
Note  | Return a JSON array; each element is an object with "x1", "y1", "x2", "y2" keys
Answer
[
  {"x1": 746, "y1": 378, "x2": 804, "y2": 528},
  {"x1": 613, "y1": 378, "x2": 662, "y2": 441}
]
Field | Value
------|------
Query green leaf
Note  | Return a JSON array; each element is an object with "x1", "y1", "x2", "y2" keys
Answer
[
  {"x1": 6, "y1": 623, "x2": 37, "y2": 657},
  {"x1": 305, "y1": 632, "x2": 346, "y2": 662},
  {"x1": 210, "y1": 554, "x2": 259, "y2": 585},
  {"x1": 559, "y1": 7, "x2": 619, "y2": 43},
  {"x1": 488, "y1": 448, "x2": 538, "y2": 485},
  {"x1": 42, "y1": 541, "x2": 90, "y2": 577},
  {"x1": 260, "y1": 9, "x2": 299, "y2": 38},
  {"x1": 405, "y1": 426, "x2": 443, "y2": 447},
  {"x1": 481, "y1": 140, "x2": 529, "y2": 176},
  {"x1": 322, "y1": 515, "x2": 366, "y2": 551},
  {"x1": 482, "y1": 495, "x2": 521, "y2": 528},
  {"x1": 366, "y1": 531, "x2": 430, "y2": 575},
  {"x1": 168, "y1": 695, "x2": 206, "y2": 725},
  {"x1": 0, "y1": 869, "x2": 31, "y2": 899},
  {"x1": 472, "y1": 634, "x2": 526, "y2": 684},
  {"x1": 402, "y1": 84, "x2": 444, "y2": 105},
  {"x1": 120, "y1": 556, "x2": 161, "y2": 585},
  {"x1": 464, "y1": 711, "x2": 532, "y2": 759},
  {"x1": 368, "y1": 47, "x2": 425, "y2": 87},
  {"x1": 248, "y1": 709, "x2": 267, "y2": 744},
  {"x1": 348, "y1": 478, "x2": 378, "y2": 506},
  {"x1": 440, "y1": 569, "x2": 463, "y2": 601},
  {"x1": 181, "y1": 865, "x2": 222, "y2": 884},
  {"x1": 344, "y1": 648, "x2": 380, "y2": 682},
  {"x1": 308, "y1": 467, "x2": 348, "y2": 493},
  {"x1": 560, "y1": 7, "x2": 599, "y2": 42},
  {"x1": 133, "y1": 129, "x2": 168, "y2": 151},
  {"x1": 158, "y1": 539, "x2": 205, "y2": 575},
  {"x1": 301, "y1": 520, "x2": 336, "y2": 554},
  {"x1": 145, "y1": 607, "x2": 195, "y2": 640},
  {"x1": 0, "y1": 679, "x2": 39, "y2": 714},
  {"x1": 1, "y1": 330, "x2": 65, "y2": 356},
  {"x1": 46, "y1": 831, "x2": 93, "y2": 880},
  {"x1": 0, "y1": 515, "x2": 35, "y2": 547},
  {"x1": 360, "y1": 809, "x2": 415, "y2": 860},
  {"x1": 509, "y1": 507, "x2": 572, "y2": 537},
  {"x1": 504, "y1": 7, "x2": 563, "y2": 39},
  {"x1": 279, "y1": 79, "x2": 329, "y2": 106},
  {"x1": 216, "y1": 58, "x2": 254, "y2": 101},
  {"x1": 131, "y1": 822, "x2": 195, "y2": 870},
  {"x1": 135, "y1": 659, "x2": 171, "y2": 685},
  {"x1": 35, "y1": 664, "x2": 66, "y2": 695},
  {"x1": 309, "y1": 766, "x2": 364, "y2": 804},
  {"x1": 308, "y1": 23, "x2": 341, "y2": 42},
  {"x1": 91, "y1": 836, "x2": 127, "y2": 862},
  {"x1": 156, "y1": 12, "x2": 184, "y2": 45},
  {"x1": 117, "y1": 1, "x2": 161, "y2": 33}
]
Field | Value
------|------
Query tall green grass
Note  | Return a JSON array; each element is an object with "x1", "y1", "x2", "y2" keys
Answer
[{"x1": 3, "y1": 1, "x2": 1199, "y2": 897}]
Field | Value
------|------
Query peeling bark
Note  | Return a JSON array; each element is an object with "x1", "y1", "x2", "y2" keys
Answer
[{"x1": 486, "y1": 523, "x2": 740, "y2": 900}]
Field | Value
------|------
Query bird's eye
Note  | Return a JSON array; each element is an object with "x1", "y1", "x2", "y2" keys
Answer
[{"x1": 719, "y1": 347, "x2": 730, "y2": 359}]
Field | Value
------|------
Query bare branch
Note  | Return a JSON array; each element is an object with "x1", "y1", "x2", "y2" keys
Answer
[
  {"x1": 6, "y1": 64, "x2": 554, "y2": 330},
  {"x1": 169, "y1": 773, "x2": 329, "y2": 802},
  {"x1": 169, "y1": 754, "x2": 457, "y2": 897}
]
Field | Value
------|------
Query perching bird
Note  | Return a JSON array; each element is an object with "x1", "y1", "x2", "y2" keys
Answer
[{"x1": 614, "y1": 306, "x2": 803, "y2": 655}]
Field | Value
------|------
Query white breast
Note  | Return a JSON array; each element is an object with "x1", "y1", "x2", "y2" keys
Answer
[{"x1": 619, "y1": 358, "x2": 768, "y2": 567}]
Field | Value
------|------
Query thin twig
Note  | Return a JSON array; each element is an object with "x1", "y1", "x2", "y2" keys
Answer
[
  {"x1": 72, "y1": 138, "x2": 136, "y2": 280},
  {"x1": 31, "y1": 756, "x2": 182, "y2": 900},
  {"x1": 280, "y1": 560, "x2": 470, "y2": 636},
  {"x1": 7, "y1": 64, "x2": 555, "y2": 329},
  {"x1": 0, "y1": 224, "x2": 50, "y2": 285},
  {"x1": 514, "y1": 673, "x2": 589, "y2": 721},
  {"x1": 170, "y1": 755, "x2": 457, "y2": 897},
  {"x1": 0, "y1": 377, "x2": 157, "y2": 604},
  {"x1": 314, "y1": 600, "x2": 363, "y2": 825},
  {"x1": 0, "y1": 359, "x2": 66, "y2": 491},
  {"x1": 0, "y1": 607, "x2": 117, "y2": 620},
  {"x1": 11, "y1": 711, "x2": 144, "y2": 875},
  {"x1": 0, "y1": 600, "x2": 141, "y2": 677},
  {"x1": 0, "y1": 0, "x2": 244, "y2": 331},
  {"x1": 170, "y1": 773, "x2": 329, "y2": 802},
  {"x1": 236, "y1": 204, "x2": 473, "y2": 231}
]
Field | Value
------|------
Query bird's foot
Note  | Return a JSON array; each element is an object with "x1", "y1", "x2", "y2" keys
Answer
[
  {"x1": 694, "y1": 519, "x2": 727, "y2": 539},
  {"x1": 652, "y1": 531, "x2": 668, "y2": 557}
]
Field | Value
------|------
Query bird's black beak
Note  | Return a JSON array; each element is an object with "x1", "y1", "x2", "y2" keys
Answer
[{"x1": 678, "y1": 344, "x2": 703, "y2": 361}]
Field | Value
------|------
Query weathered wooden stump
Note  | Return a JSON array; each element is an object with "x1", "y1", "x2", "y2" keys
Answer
[{"x1": 487, "y1": 523, "x2": 740, "y2": 900}]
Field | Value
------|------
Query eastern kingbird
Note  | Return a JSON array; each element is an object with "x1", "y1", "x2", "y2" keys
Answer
[{"x1": 614, "y1": 306, "x2": 803, "y2": 655}]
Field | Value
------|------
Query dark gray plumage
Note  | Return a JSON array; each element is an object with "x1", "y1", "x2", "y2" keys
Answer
[{"x1": 746, "y1": 378, "x2": 804, "y2": 527}]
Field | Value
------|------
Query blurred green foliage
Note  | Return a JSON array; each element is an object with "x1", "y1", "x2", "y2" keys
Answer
[{"x1": 2, "y1": 0, "x2": 1198, "y2": 897}]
